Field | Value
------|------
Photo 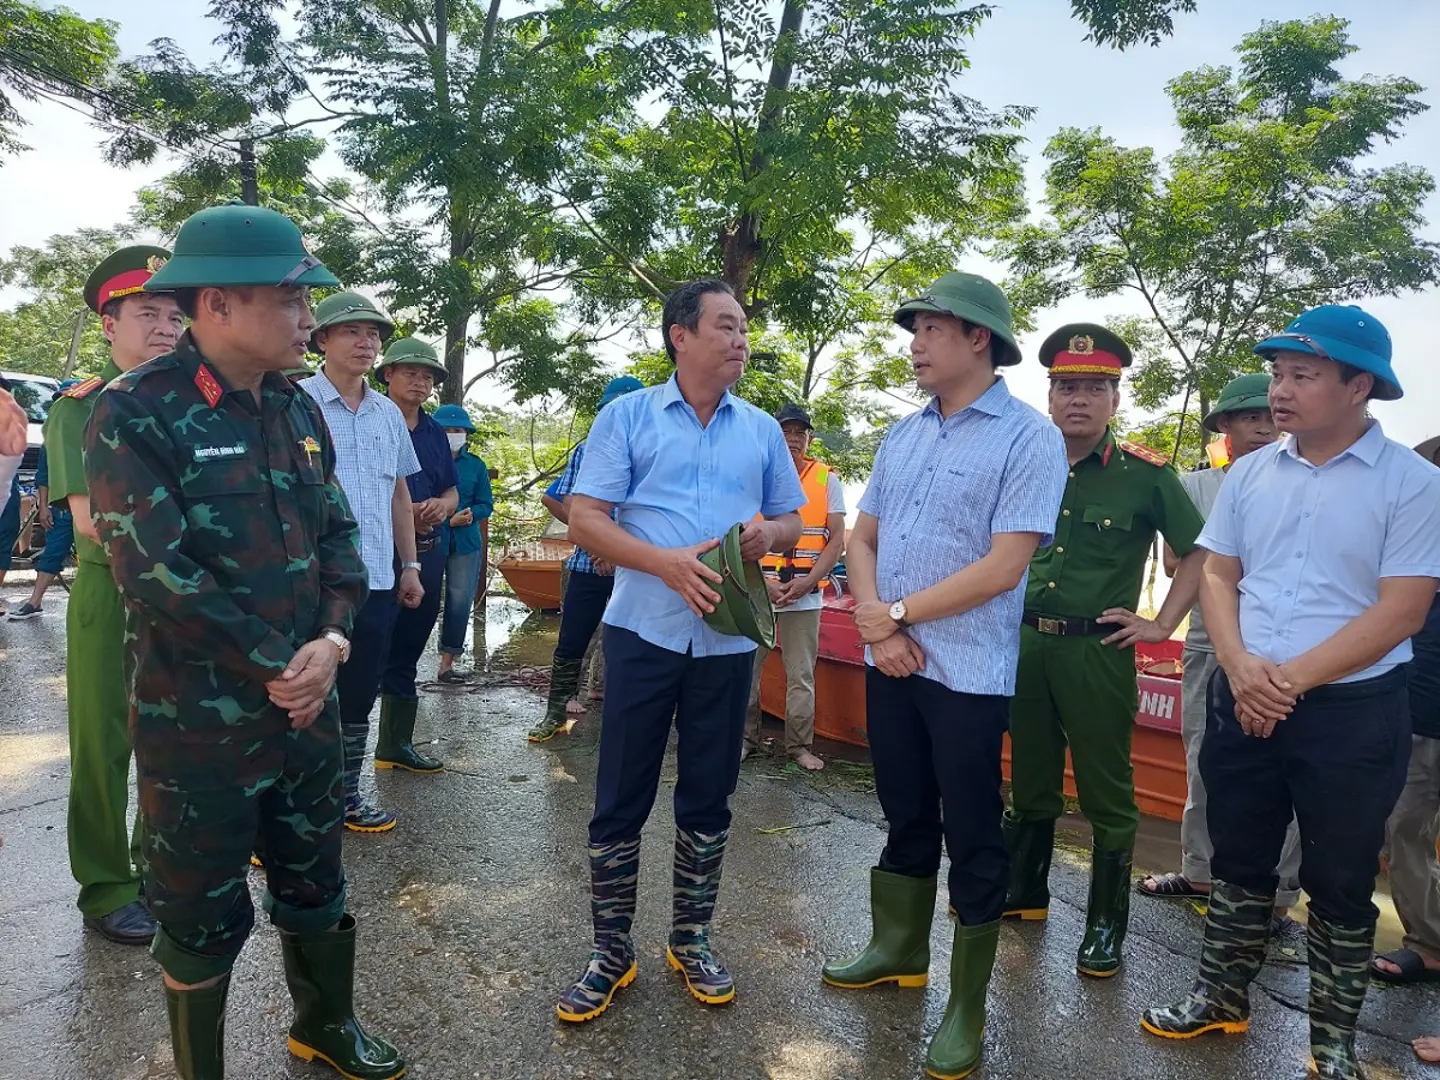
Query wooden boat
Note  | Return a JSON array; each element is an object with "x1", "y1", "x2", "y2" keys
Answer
[
  {"x1": 758, "y1": 594, "x2": 1190, "y2": 822},
  {"x1": 495, "y1": 536, "x2": 572, "y2": 611}
]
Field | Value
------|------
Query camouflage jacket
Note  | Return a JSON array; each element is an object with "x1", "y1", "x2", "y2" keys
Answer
[{"x1": 84, "y1": 331, "x2": 368, "y2": 690}]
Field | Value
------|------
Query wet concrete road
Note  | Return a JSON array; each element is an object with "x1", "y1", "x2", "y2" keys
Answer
[{"x1": 3, "y1": 587, "x2": 1439, "y2": 1080}]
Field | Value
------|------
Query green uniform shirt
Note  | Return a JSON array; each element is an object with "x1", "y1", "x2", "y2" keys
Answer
[
  {"x1": 1025, "y1": 427, "x2": 1205, "y2": 618},
  {"x1": 42, "y1": 360, "x2": 121, "y2": 566}
]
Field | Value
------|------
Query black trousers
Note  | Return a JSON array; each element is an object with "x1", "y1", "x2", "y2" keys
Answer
[
  {"x1": 337, "y1": 588, "x2": 399, "y2": 735},
  {"x1": 1203, "y1": 666, "x2": 1411, "y2": 928},
  {"x1": 867, "y1": 667, "x2": 1011, "y2": 925},
  {"x1": 589, "y1": 626, "x2": 753, "y2": 846},
  {"x1": 381, "y1": 541, "x2": 446, "y2": 699},
  {"x1": 556, "y1": 569, "x2": 614, "y2": 662}
]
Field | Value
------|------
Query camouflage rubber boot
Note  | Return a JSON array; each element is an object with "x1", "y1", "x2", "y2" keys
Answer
[
  {"x1": 1001, "y1": 815, "x2": 1054, "y2": 920},
  {"x1": 667, "y1": 827, "x2": 735, "y2": 1005},
  {"x1": 923, "y1": 920, "x2": 1001, "y2": 1080},
  {"x1": 375, "y1": 694, "x2": 443, "y2": 773},
  {"x1": 822, "y1": 869, "x2": 936, "y2": 989},
  {"x1": 529, "y1": 656, "x2": 583, "y2": 743},
  {"x1": 556, "y1": 836, "x2": 641, "y2": 1022},
  {"x1": 1141, "y1": 880, "x2": 1273, "y2": 1039},
  {"x1": 279, "y1": 915, "x2": 405, "y2": 1080},
  {"x1": 165, "y1": 974, "x2": 230, "y2": 1080},
  {"x1": 1077, "y1": 845, "x2": 1134, "y2": 977},
  {"x1": 1308, "y1": 913, "x2": 1375, "y2": 1080}
]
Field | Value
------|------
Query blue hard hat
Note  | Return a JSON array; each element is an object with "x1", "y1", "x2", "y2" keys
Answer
[
  {"x1": 432, "y1": 404, "x2": 475, "y2": 431},
  {"x1": 598, "y1": 375, "x2": 644, "y2": 409},
  {"x1": 1255, "y1": 304, "x2": 1400, "y2": 401}
]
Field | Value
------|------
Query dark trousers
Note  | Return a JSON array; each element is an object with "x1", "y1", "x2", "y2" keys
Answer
[
  {"x1": 338, "y1": 588, "x2": 400, "y2": 737},
  {"x1": 868, "y1": 667, "x2": 1011, "y2": 925},
  {"x1": 1203, "y1": 666, "x2": 1411, "y2": 929},
  {"x1": 381, "y1": 541, "x2": 446, "y2": 699},
  {"x1": 589, "y1": 626, "x2": 753, "y2": 846},
  {"x1": 557, "y1": 569, "x2": 614, "y2": 662},
  {"x1": 34, "y1": 505, "x2": 73, "y2": 575}
]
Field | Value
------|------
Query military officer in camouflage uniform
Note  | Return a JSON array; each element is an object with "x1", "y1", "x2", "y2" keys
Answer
[
  {"x1": 1003, "y1": 324, "x2": 1207, "y2": 978},
  {"x1": 84, "y1": 203, "x2": 403, "y2": 1080},
  {"x1": 45, "y1": 246, "x2": 181, "y2": 944}
]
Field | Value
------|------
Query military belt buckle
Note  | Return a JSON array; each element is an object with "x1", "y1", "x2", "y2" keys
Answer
[{"x1": 1036, "y1": 616, "x2": 1063, "y2": 636}]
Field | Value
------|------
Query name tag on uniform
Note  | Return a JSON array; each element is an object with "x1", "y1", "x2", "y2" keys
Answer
[{"x1": 193, "y1": 443, "x2": 247, "y2": 461}]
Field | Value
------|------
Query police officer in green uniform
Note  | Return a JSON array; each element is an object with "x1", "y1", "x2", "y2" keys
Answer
[
  {"x1": 1004, "y1": 324, "x2": 1207, "y2": 978},
  {"x1": 84, "y1": 203, "x2": 403, "y2": 1080},
  {"x1": 44, "y1": 246, "x2": 182, "y2": 943}
]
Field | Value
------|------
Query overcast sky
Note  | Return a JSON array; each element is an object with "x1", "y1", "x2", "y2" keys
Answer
[{"x1": 1, "y1": 0, "x2": 1435, "y2": 444}]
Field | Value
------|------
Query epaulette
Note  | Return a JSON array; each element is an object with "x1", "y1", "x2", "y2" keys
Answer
[
  {"x1": 1119, "y1": 440, "x2": 1171, "y2": 468},
  {"x1": 60, "y1": 375, "x2": 104, "y2": 400}
]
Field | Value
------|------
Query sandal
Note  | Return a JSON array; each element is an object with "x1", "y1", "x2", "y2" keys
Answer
[
  {"x1": 1136, "y1": 872, "x2": 1209, "y2": 898},
  {"x1": 1372, "y1": 948, "x2": 1440, "y2": 985},
  {"x1": 438, "y1": 670, "x2": 468, "y2": 684}
]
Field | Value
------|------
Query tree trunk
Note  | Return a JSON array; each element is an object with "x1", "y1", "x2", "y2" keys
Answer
[{"x1": 238, "y1": 140, "x2": 259, "y2": 205}]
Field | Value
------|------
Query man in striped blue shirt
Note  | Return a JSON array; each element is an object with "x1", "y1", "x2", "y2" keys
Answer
[{"x1": 822, "y1": 272, "x2": 1067, "y2": 1080}]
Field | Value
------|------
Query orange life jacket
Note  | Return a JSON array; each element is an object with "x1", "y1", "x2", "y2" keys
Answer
[{"x1": 760, "y1": 459, "x2": 833, "y2": 589}]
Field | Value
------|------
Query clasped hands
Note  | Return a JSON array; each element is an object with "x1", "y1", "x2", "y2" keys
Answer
[{"x1": 852, "y1": 600, "x2": 925, "y2": 678}]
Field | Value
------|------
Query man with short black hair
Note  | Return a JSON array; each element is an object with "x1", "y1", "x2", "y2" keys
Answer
[{"x1": 1143, "y1": 305, "x2": 1440, "y2": 1080}]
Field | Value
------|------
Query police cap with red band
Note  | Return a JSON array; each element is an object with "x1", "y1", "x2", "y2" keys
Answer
[
  {"x1": 1038, "y1": 322, "x2": 1133, "y2": 379},
  {"x1": 83, "y1": 245, "x2": 173, "y2": 314}
]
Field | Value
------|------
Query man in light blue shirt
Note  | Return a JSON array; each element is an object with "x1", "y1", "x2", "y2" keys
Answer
[
  {"x1": 556, "y1": 279, "x2": 804, "y2": 1023},
  {"x1": 1144, "y1": 305, "x2": 1440, "y2": 1080},
  {"x1": 822, "y1": 272, "x2": 1067, "y2": 1080}
]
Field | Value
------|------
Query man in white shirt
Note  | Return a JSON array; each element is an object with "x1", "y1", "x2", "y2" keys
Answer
[
  {"x1": 742, "y1": 404, "x2": 845, "y2": 771},
  {"x1": 1143, "y1": 306, "x2": 1440, "y2": 1080}
]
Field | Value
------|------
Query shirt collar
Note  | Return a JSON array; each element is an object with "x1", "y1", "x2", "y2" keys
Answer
[
  {"x1": 1086, "y1": 426, "x2": 1118, "y2": 466},
  {"x1": 661, "y1": 373, "x2": 734, "y2": 414},
  {"x1": 1281, "y1": 419, "x2": 1385, "y2": 467},
  {"x1": 922, "y1": 376, "x2": 1011, "y2": 420},
  {"x1": 312, "y1": 367, "x2": 383, "y2": 411}
]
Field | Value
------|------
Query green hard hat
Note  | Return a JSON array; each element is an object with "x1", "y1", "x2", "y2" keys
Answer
[
  {"x1": 309, "y1": 291, "x2": 394, "y2": 353},
  {"x1": 376, "y1": 336, "x2": 447, "y2": 385},
  {"x1": 697, "y1": 523, "x2": 776, "y2": 649},
  {"x1": 1203, "y1": 372, "x2": 1272, "y2": 432},
  {"x1": 144, "y1": 202, "x2": 340, "y2": 292},
  {"x1": 893, "y1": 272, "x2": 1021, "y2": 367}
]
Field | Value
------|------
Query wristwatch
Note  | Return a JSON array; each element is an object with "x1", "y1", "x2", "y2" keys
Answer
[
  {"x1": 401, "y1": 561, "x2": 422, "y2": 572},
  {"x1": 320, "y1": 629, "x2": 351, "y2": 664},
  {"x1": 889, "y1": 599, "x2": 910, "y2": 628}
]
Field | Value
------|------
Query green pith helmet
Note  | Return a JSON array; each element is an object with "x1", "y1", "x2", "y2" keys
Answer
[
  {"x1": 697, "y1": 523, "x2": 776, "y2": 648},
  {"x1": 376, "y1": 336, "x2": 447, "y2": 386},
  {"x1": 1203, "y1": 372, "x2": 1272, "y2": 432},
  {"x1": 309, "y1": 291, "x2": 395, "y2": 353},
  {"x1": 84, "y1": 245, "x2": 173, "y2": 313},
  {"x1": 892, "y1": 272, "x2": 1021, "y2": 367},
  {"x1": 144, "y1": 202, "x2": 340, "y2": 292}
]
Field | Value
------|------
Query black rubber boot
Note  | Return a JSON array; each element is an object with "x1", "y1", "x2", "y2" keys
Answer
[
  {"x1": 530, "y1": 656, "x2": 582, "y2": 742},
  {"x1": 1001, "y1": 815, "x2": 1054, "y2": 920},
  {"x1": 165, "y1": 974, "x2": 231, "y2": 1080},
  {"x1": 1077, "y1": 845, "x2": 1133, "y2": 977},
  {"x1": 279, "y1": 915, "x2": 406, "y2": 1080}
]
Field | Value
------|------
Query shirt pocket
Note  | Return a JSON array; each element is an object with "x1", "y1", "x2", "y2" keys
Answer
[
  {"x1": 178, "y1": 461, "x2": 265, "y2": 568},
  {"x1": 934, "y1": 462, "x2": 1002, "y2": 536},
  {"x1": 1081, "y1": 505, "x2": 1136, "y2": 562}
]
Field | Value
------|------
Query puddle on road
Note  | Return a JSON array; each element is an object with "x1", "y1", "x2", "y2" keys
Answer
[{"x1": 465, "y1": 594, "x2": 561, "y2": 673}]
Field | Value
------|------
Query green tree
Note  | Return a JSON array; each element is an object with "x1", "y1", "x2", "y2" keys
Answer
[
  {"x1": 1002, "y1": 16, "x2": 1439, "y2": 460},
  {"x1": 0, "y1": 225, "x2": 133, "y2": 376},
  {"x1": 0, "y1": 1, "x2": 118, "y2": 160}
]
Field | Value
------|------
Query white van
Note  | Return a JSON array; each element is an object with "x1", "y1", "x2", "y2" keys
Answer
[{"x1": 1, "y1": 371, "x2": 60, "y2": 486}]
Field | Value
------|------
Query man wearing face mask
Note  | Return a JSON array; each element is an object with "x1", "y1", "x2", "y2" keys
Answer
[
  {"x1": 45, "y1": 246, "x2": 183, "y2": 945},
  {"x1": 1004, "y1": 323, "x2": 1207, "y2": 980},
  {"x1": 374, "y1": 339, "x2": 459, "y2": 783},
  {"x1": 300, "y1": 292, "x2": 424, "y2": 835}
]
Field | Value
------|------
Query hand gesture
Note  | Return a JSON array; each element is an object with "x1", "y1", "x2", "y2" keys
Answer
[
  {"x1": 659, "y1": 539, "x2": 724, "y2": 617},
  {"x1": 398, "y1": 567, "x2": 424, "y2": 609},
  {"x1": 853, "y1": 600, "x2": 899, "y2": 644},
  {"x1": 450, "y1": 507, "x2": 474, "y2": 528},
  {"x1": 592, "y1": 557, "x2": 615, "y2": 577},
  {"x1": 266, "y1": 640, "x2": 342, "y2": 728},
  {"x1": 1097, "y1": 607, "x2": 1169, "y2": 648},
  {"x1": 738, "y1": 521, "x2": 773, "y2": 562},
  {"x1": 872, "y1": 632, "x2": 925, "y2": 678},
  {"x1": 1224, "y1": 652, "x2": 1296, "y2": 730},
  {"x1": 38, "y1": 502, "x2": 53, "y2": 531}
]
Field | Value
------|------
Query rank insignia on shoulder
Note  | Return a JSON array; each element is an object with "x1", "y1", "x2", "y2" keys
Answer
[
  {"x1": 61, "y1": 375, "x2": 104, "y2": 400},
  {"x1": 1119, "y1": 440, "x2": 1170, "y2": 467},
  {"x1": 194, "y1": 365, "x2": 223, "y2": 409}
]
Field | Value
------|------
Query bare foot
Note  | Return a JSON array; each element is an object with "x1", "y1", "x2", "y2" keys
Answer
[
  {"x1": 791, "y1": 750, "x2": 824, "y2": 771},
  {"x1": 437, "y1": 658, "x2": 454, "y2": 678},
  {"x1": 587, "y1": 689, "x2": 604, "y2": 701},
  {"x1": 1413, "y1": 1036, "x2": 1440, "y2": 1063},
  {"x1": 565, "y1": 698, "x2": 586, "y2": 715}
]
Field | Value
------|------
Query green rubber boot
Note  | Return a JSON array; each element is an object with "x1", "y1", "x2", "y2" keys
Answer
[
  {"x1": 1141, "y1": 880, "x2": 1273, "y2": 1039},
  {"x1": 822, "y1": 869, "x2": 936, "y2": 989},
  {"x1": 1001, "y1": 815, "x2": 1053, "y2": 920},
  {"x1": 375, "y1": 695, "x2": 443, "y2": 773},
  {"x1": 165, "y1": 974, "x2": 231, "y2": 1080},
  {"x1": 1077, "y1": 845, "x2": 1133, "y2": 978},
  {"x1": 530, "y1": 656, "x2": 583, "y2": 743},
  {"x1": 1308, "y1": 914, "x2": 1375, "y2": 1080},
  {"x1": 279, "y1": 915, "x2": 406, "y2": 1080},
  {"x1": 923, "y1": 920, "x2": 1000, "y2": 1080}
]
